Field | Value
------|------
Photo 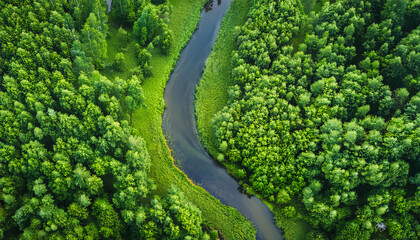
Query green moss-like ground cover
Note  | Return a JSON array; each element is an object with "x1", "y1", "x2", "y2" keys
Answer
[
  {"x1": 104, "y1": 0, "x2": 256, "y2": 239},
  {"x1": 101, "y1": 26, "x2": 139, "y2": 80}
]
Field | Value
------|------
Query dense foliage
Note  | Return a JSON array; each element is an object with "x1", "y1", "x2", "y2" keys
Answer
[
  {"x1": 114, "y1": 0, "x2": 173, "y2": 54},
  {"x1": 0, "y1": 0, "x2": 209, "y2": 239},
  {"x1": 213, "y1": 0, "x2": 420, "y2": 238}
]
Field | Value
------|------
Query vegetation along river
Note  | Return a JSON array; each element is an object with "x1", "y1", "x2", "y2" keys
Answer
[{"x1": 162, "y1": 1, "x2": 283, "y2": 239}]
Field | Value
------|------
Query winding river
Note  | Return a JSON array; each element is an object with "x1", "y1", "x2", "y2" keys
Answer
[{"x1": 162, "y1": 1, "x2": 283, "y2": 239}]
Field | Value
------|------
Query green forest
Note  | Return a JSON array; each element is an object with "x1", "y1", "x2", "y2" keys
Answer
[
  {"x1": 1, "y1": 0, "x2": 419, "y2": 239},
  {"x1": 206, "y1": 0, "x2": 420, "y2": 239}
]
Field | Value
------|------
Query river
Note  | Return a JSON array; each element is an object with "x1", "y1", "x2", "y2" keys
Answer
[
  {"x1": 162, "y1": 1, "x2": 283, "y2": 239},
  {"x1": 106, "y1": 0, "x2": 112, "y2": 12}
]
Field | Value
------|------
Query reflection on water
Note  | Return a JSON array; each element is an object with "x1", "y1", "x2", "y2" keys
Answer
[
  {"x1": 205, "y1": 0, "x2": 217, "y2": 12},
  {"x1": 238, "y1": 184, "x2": 254, "y2": 198},
  {"x1": 205, "y1": 0, "x2": 223, "y2": 12}
]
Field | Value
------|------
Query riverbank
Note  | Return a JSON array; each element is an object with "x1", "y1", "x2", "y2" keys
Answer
[
  {"x1": 129, "y1": 0, "x2": 256, "y2": 239},
  {"x1": 195, "y1": 0, "x2": 250, "y2": 157},
  {"x1": 195, "y1": 0, "x2": 322, "y2": 239}
]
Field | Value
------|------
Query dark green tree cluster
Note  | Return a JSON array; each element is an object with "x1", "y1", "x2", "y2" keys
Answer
[
  {"x1": 136, "y1": 186, "x2": 204, "y2": 239},
  {"x1": 69, "y1": 0, "x2": 109, "y2": 70},
  {"x1": 134, "y1": 43, "x2": 153, "y2": 77},
  {"x1": 133, "y1": 3, "x2": 174, "y2": 54},
  {"x1": 112, "y1": 0, "x2": 149, "y2": 26},
  {"x1": 69, "y1": 0, "x2": 109, "y2": 30},
  {"x1": 212, "y1": 0, "x2": 420, "y2": 239},
  {"x1": 0, "y1": 0, "x2": 209, "y2": 239},
  {"x1": 110, "y1": 0, "x2": 172, "y2": 54}
]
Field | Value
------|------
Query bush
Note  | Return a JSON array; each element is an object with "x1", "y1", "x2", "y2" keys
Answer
[
  {"x1": 210, "y1": 230, "x2": 218, "y2": 240},
  {"x1": 113, "y1": 52, "x2": 125, "y2": 71}
]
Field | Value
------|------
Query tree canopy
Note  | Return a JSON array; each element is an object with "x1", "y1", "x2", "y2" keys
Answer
[
  {"x1": 0, "y1": 0, "x2": 211, "y2": 239},
  {"x1": 212, "y1": 0, "x2": 420, "y2": 239}
]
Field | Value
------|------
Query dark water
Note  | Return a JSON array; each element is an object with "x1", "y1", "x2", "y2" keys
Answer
[
  {"x1": 162, "y1": 1, "x2": 283, "y2": 239},
  {"x1": 106, "y1": 0, "x2": 112, "y2": 12}
]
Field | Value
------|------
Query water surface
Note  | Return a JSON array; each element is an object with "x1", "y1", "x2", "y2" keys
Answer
[
  {"x1": 162, "y1": 1, "x2": 283, "y2": 239},
  {"x1": 106, "y1": 0, "x2": 112, "y2": 12}
]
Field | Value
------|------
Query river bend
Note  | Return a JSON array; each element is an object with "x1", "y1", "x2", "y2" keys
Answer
[{"x1": 162, "y1": 1, "x2": 283, "y2": 239}]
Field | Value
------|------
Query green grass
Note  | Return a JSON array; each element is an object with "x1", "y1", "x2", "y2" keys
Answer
[
  {"x1": 275, "y1": 217, "x2": 310, "y2": 240},
  {"x1": 111, "y1": 0, "x2": 257, "y2": 239},
  {"x1": 270, "y1": 201, "x2": 311, "y2": 240},
  {"x1": 101, "y1": 26, "x2": 138, "y2": 80},
  {"x1": 195, "y1": 0, "x2": 250, "y2": 157}
]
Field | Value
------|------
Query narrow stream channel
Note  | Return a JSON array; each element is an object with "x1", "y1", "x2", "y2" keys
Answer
[
  {"x1": 162, "y1": 1, "x2": 283, "y2": 239},
  {"x1": 106, "y1": 0, "x2": 112, "y2": 12}
]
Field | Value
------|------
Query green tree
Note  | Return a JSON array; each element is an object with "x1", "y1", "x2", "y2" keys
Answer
[
  {"x1": 125, "y1": 76, "x2": 145, "y2": 125},
  {"x1": 113, "y1": 52, "x2": 126, "y2": 71},
  {"x1": 81, "y1": 13, "x2": 108, "y2": 69},
  {"x1": 118, "y1": 26, "x2": 129, "y2": 44},
  {"x1": 133, "y1": 5, "x2": 159, "y2": 44},
  {"x1": 93, "y1": 198, "x2": 123, "y2": 239}
]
